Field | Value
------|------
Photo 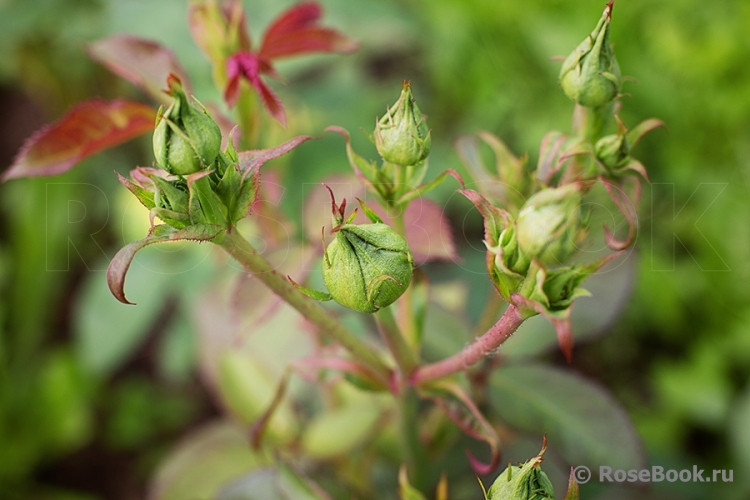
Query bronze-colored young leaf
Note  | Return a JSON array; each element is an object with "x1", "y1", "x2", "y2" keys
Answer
[
  {"x1": 88, "y1": 35, "x2": 191, "y2": 103},
  {"x1": 107, "y1": 224, "x2": 222, "y2": 305},
  {"x1": 2, "y1": 99, "x2": 154, "y2": 182}
]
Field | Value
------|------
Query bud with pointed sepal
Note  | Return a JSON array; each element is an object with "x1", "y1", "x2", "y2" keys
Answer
[
  {"x1": 483, "y1": 438, "x2": 555, "y2": 500},
  {"x1": 322, "y1": 188, "x2": 414, "y2": 313},
  {"x1": 153, "y1": 74, "x2": 222, "y2": 175},
  {"x1": 516, "y1": 184, "x2": 587, "y2": 267},
  {"x1": 559, "y1": 1, "x2": 621, "y2": 108},
  {"x1": 374, "y1": 81, "x2": 431, "y2": 167}
]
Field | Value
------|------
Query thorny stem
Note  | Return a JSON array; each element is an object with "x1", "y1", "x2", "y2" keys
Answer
[
  {"x1": 410, "y1": 305, "x2": 525, "y2": 385},
  {"x1": 216, "y1": 229, "x2": 392, "y2": 387}
]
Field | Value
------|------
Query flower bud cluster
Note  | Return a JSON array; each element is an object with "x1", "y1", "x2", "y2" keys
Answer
[{"x1": 121, "y1": 75, "x2": 258, "y2": 230}]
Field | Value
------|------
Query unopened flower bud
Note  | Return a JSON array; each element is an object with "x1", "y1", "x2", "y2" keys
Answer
[
  {"x1": 323, "y1": 196, "x2": 413, "y2": 313},
  {"x1": 374, "y1": 82, "x2": 431, "y2": 166},
  {"x1": 486, "y1": 443, "x2": 555, "y2": 500},
  {"x1": 595, "y1": 132, "x2": 629, "y2": 170},
  {"x1": 516, "y1": 184, "x2": 584, "y2": 266},
  {"x1": 153, "y1": 75, "x2": 222, "y2": 175},
  {"x1": 559, "y1": 1, "x2": 620, "y2": 108}
]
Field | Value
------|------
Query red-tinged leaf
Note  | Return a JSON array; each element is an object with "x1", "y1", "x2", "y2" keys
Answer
[
  {"x1": 458, "y1": 189, "x2": 511, "y2": 245},
  {"x1": 564, "y1": 468, "x2": 580, "y2": 500},
  {"x1": 261, "y1": 28, "x2": 359, "y2": 60},
  {"x1": 537, "y1": 131, "x2": 569, "y2": 184},
  {"x1": 511, "y1": 294, "x2": 575, "y2": 362},
  {"x1": 422, "y1": 380, "x2": 500, "y2": 475},
  {"x1": 108, "y1": 224, "x2": 222, "y2": 305},
  {"x1": 260, "y1": 2, "x2": 358, "y2": 59},
  {"x1": 2, "y1": 99, "x2": 154, "y2": 182},
  {"x1": 291, "y1": 356, "x2": 387, "y2": 391},
  {"x1": 627, "y1": 118, "x2": 666, "y2": 148},
  {"x1": 88, "y1": 35, "x2": 190, "y2": 103},
  {"x1": 237, "y1": 135, "x2": 316, "y2": 173},
  {"x1": 400, "y1": 199, "x2": 457, "y2": 265},
  {"x1": 598, "y1": 176, "x2": 639, "y2": 251}
]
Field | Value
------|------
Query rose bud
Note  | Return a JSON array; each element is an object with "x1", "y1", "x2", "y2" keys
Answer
[
  {"x1": 153, "y1": 75, "x2": 222, "y2": 175},
  {"x1": 485, "y1": 439, "x2": 555, "y2": 500},
  {"x1": 515, "y1": 184, "x2": 585, "y2": 266},
  {"x1": 559, "y1": 1, "x2": 621, "y2": 108},
  {"x1": 595, "y1": 132, "x2": 629, "y2": 171},
  {"x1": 374, "y1": 81, "x2": 431, "y2": 166},
  {"x1": 322, "y1": 194, "x2": 413, "y2": 313}
]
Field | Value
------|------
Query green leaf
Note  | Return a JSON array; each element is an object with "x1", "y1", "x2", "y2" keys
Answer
[
  {"x1": 300, "y1": 400, "x2": 385, "y2": 459},
  {"x1": 488, "y1": 364, "x2": 645, "y2": 471},
  {"x1": 148, "y1": 420, "x2": 267, "y2": 500},
  {"x1": 217, "y1": 463, "x2": 333, "y2": 500}
]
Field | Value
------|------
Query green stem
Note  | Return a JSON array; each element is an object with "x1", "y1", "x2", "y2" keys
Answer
[
  {"x1": 375, "y1": 307, "x2": 419, "y2": 376},
  {"x1": 397, "y1": 387, "x2": 427, "y2": 492},
  {"x1": 572, "y1": 102, "x2": 613, "y2": 143},
  {"x1": 392, "y1": 210, "x2": 419, "y2": 347},
  {"x1": 216, "y1": 230, "x2": 391, "y2": 386},
  {"x1": 237, "y1": 85, "x2": 260, "y2": 149}
]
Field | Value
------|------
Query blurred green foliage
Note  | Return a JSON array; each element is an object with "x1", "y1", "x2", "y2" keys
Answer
[{"x1": 0, "y1": 0, "x2": 749, "y2": 498}]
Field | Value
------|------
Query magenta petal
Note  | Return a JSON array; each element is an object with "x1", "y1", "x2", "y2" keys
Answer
[{"x1": 224, "y1": 52, "x2": 287, "y2": 126}]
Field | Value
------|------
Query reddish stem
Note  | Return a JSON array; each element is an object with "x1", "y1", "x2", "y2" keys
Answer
[{"x1": 410, "y1": 305, "x2": 525, "y2": 384}]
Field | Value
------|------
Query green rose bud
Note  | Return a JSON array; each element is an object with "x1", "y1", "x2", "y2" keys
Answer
[
  {"x1": 374, "y1": 82, "x2": 431, "y2": 166},
  {"x1": 559, "y1": 1, "x2": 621, "y2": 108},
  {"x1": 153, "y1": 75, "x2": 222, "y2": 175},
  {"x1": 516, "y1": 184, "x2": 585, "y2": 266},
  {"x1": 595, "y1": 132, "x2": 629, "y2": 170},
  {"x1": 322, "y1": 192, "x2": 413, "y2": 313},
  {"x1": 485, "y1": 440, "x2": 555, "y2": 500}
]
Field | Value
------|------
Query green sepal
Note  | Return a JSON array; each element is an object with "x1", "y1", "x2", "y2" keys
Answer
[
  {"x1": 289, "y1": 276, "x2": 333, "y2": 302},
  {"x1": 116, "y1": 171, "x2": 156, "y2": 210},
  {"x1": 356, "y1": 198, "x2": 383, "y2": 223},
  {"x1": 149, "y1": 207, "x2": 191, "y2": 229},
  {"x1": 149, "y1": 175, "x2": 189, "y2": 213},
  {"x1": 563, "y1": 469, "x2": 580, "y2": 500},
  {"x1": 399, "y1": 467, "x2": 428, "y2": 500},
  {"x1": 187, "y1": 172, "x2": 228, "y2": 227},
  {"x1": 395, "y1": 169, "x2": 465, "y2": 207}
]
